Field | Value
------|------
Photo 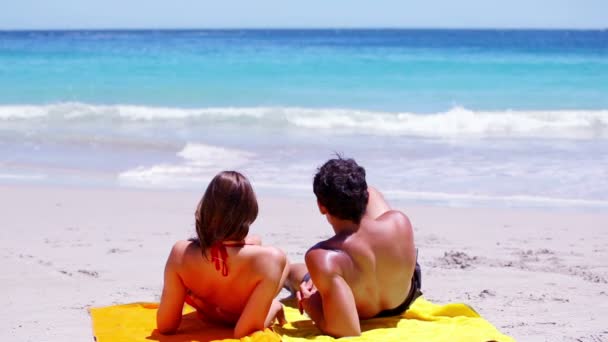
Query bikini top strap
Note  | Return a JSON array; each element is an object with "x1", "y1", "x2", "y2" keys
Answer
[
  {"x1": 210, "y1": 244, "x2": 229, "y2": 277},
  {"x1": 210, "y1": 241, "x2": 248, "y2": 277}
]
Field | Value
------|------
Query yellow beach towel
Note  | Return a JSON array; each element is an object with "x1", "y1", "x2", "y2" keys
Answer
[{"x1": 90, "y1": 298, "x2": 514, "y2": 342}]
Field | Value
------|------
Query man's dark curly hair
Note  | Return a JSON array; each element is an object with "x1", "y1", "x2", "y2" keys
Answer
[{"x1": 313, "y1": 157, "x2": 369, "y2": 224}]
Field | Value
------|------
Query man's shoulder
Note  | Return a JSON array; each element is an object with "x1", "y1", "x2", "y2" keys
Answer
[
  {"x1": 305, "y1": 242, "x2": 348, "y2": 278},
  {"x1": 306, "y1": 239, "x2": 345, "y2": 259},
  {"x1": 375, "y1": 210, "x2": 412, "y2": 231}
]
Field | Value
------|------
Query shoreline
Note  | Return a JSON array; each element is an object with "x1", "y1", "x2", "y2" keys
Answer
[
  {"x1": 1, "y1": 184, "x2": 607, "y2": 341},
  {"x1": 2, "y1": 181, "x2": 607, "y2": 214}
]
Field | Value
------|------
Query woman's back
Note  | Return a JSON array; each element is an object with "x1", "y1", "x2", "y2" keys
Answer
[
  {"x1": 157, "y1": 171, "x2": 287, "y2": 338},
  {"x1": 158, "y1": 238, "x2": 287, "y2": 336},
  {"x1": 174, "y1": 240, "x2": 286, "y2": 322}
]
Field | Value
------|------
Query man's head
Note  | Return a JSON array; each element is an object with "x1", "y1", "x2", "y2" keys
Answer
[{"x1": 313, "y1": 157, "x2": 369, "y2": 224}]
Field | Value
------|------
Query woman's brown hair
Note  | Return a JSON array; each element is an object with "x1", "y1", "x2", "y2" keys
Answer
[{"x1": 195, "y1": 171, "x2": 258, "y2": 256}]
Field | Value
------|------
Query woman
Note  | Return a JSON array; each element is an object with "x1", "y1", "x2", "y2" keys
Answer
[{"x1": 157, "y1": 171, "x2": 288, "y2": 338}]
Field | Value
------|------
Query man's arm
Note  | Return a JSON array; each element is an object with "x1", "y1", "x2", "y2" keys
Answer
[
  {"x1": 301, "y1": 249, "x2": 361, "y2": 337},
  {"x1": 363, "y1": 186, "x2": 391, "y2": 220},
  {"x1": 157, "y1": 242, "x2": 187, "y2": 334}
]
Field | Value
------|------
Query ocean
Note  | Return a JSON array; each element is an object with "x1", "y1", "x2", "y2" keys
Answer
[{"x1": 0, "y1": 29, "x2": 607, "y2": 209}]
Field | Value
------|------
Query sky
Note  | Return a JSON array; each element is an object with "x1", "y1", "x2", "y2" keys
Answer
[{"x1": 1, "y1": 0, "x2": 607, "y2": 30}]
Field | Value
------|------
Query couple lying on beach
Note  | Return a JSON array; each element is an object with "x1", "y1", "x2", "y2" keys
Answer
[{"x1": 156, "y1": 157, "x2": 422, "y2": 338}]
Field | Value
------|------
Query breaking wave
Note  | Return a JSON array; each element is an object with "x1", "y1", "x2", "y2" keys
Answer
[
  {"x1": 2, "y1": 102, "x2": 607, "y2": 138},
  {"x1": 117, "y1": 143, "x2": 254, "y2": 187}
]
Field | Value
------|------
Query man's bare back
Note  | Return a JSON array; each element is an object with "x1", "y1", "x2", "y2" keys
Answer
[
  {"x1": 309, "y1": 190, "x2": 416, "y2": 318},
  {"x1": 288, "y1": 158, "x2": 420, "y2": 337}
]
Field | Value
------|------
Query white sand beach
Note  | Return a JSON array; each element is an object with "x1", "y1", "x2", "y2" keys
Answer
[{"x1": 1, "y1": 184, "x2": 607, "y2": 342}]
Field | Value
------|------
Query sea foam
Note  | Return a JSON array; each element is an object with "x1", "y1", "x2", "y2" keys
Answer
[
  {"x1": 383, "y1": 190, "x2": 608, "y2": 209},
  {"x1": 1, "y1": 103, "x2": 607, "y2": 139},
  {"x1": 118, "y1": 143, "x2": 254, "y2": 187}
]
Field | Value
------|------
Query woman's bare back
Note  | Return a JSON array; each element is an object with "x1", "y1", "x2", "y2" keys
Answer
[
  {"x1": 179, "y1": 241, "x2": 278, "y2": 318},
  {"x1": 157, "y1": 239, "x2": 287, "y2": 336}
]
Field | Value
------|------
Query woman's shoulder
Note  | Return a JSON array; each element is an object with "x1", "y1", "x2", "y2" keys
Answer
[
  {"x1": 169, "y1": 239, "x2": 198, "y2": 253},
  {"x1": 240, "y1": 235, "x2": 285, "y2": 260},
  {"x1": 242, "y1": 244, "x2": 287, "y2": 276},
  {"x1": 165, "y1": 240, "x2": 202, "y2": 265},
  {"x1": 244, "y1": 244, "x2": 286, "y2": 261}
]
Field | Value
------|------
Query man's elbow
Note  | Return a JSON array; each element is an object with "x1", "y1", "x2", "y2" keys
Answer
[{"x1": 320, "y1": 322, "x2": 361, "y2": 338}]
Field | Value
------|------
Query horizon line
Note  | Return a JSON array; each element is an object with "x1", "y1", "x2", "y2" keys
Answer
[{"x1": 1, "y1": 26, "x2": 607, "y2": 32}]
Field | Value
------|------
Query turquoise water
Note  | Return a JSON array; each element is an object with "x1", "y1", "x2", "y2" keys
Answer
[
  {"x1": 1, "y1": 30, "x2": 607, "y2": 209},
  {"x1": 1, "y1": 29, "x2": 607, "y2": 110}
]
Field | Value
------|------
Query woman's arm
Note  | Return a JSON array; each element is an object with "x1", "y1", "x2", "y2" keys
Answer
[
  {"x1": 185, "y1": 291, "x2": 240, "y2": 324},
  {"x1": 233, "y1": 249, "x2": 287, "y2": 338},
  {"x1": 264, "y1": 299, "x2": 286, "y2": 327},
  {"x1": 156, "y1": 242, "x2": 187, "y2": 334}
]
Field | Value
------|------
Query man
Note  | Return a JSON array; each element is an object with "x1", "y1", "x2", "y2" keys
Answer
[{"x1": 287, "y1": 157, "x2": 421, "y2": 337}]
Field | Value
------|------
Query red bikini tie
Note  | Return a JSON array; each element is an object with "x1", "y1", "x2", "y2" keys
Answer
[
  {"x1": 210, "y1": 244, "x2": 229, "y2": 277},
  {"x1": 210, "y1": 241, "x2": 247, "y2": 277}
]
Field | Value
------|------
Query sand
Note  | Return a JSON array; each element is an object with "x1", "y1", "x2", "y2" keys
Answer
[{"x1": 1, "y1": 184, "x2": 607, "y2": 342}]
